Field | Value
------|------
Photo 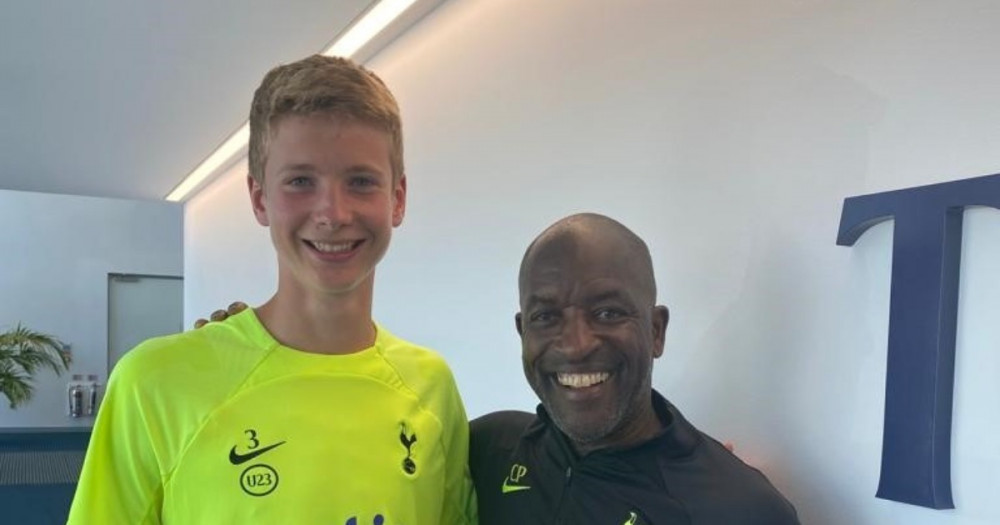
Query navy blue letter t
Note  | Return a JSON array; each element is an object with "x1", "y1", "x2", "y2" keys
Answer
[{"x1": 837, "y1": 173, "x2": 1000, "y2": 509}]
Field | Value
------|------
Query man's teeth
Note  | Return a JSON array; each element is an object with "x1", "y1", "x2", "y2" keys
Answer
[
  {"x1": 311, "y1": 241, "x2": 355, "y2": 253},
  {"x1": 556, "y1": 372, "x2": 610, "y2": 388}
]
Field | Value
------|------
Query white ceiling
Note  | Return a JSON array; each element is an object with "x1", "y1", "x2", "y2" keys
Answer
[{"x1": 0, "y1": 0, "x2": 380, "y2": 201}]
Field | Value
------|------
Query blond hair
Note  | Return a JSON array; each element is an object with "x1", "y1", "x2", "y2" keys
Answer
[{"x1": 248, "y1": 55, "x2": 403, "y2": 183}]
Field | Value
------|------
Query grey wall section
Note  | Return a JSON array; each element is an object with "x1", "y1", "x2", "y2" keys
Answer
[{"x1": 0, "y1": 189, "x2": 182, "y2": 428}]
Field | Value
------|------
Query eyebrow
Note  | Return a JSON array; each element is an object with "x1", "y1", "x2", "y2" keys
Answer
[
  {"x1": 588, "y1": 290, "x2": 632, "y2": 304},
  {"x1": 523, "y1": 294, "x2": 557, "y2": 311},
  {"x1": 522, "y1": 289, "x2": 635, "y2": 311},
  {"x1": 276, "y1": 163, "x2": 317, "y2": 174},
  {"x1": 275, "y1": 163, "x2": 388, "y2": 176},
  {"x1": 343, "y1": 165, "x2": 389, "y2": 177}
]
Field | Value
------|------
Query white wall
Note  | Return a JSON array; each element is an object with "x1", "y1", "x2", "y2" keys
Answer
[
  {"x1": 183, "y1": 1, "x2": 1000, "y2": 523},
  {"x1": 0, "y1": 190, "x2": 182, "y2": 428},
  {"x1": 184, "y1": 158, "x2": 275, "y2": 321}
]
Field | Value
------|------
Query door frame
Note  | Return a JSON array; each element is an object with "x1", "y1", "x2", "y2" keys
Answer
[{"x1": 106, "y1": 273, "x2": 183, "y2": 375}]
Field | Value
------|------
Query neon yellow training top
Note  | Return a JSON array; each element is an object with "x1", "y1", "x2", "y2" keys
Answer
[{"x1": 68, "y1": 309, "x2": 476, "y2": 524}]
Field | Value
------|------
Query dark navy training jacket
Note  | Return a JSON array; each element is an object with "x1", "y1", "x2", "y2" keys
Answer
[{"x1": 470, "y1": 391, "x2": 800, "y2": 525}]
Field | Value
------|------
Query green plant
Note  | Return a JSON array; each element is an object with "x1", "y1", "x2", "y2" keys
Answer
[{"x1": 0, "y1": 323, "x2": 71, "y2": 409}]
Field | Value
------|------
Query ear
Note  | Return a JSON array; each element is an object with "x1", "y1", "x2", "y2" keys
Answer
[
  {"x1": 514, "y1": 312, "x2": 524, "y2": 337},
  {"x1": 392, "y1": 174, "x2": 407, "y2": 227},
  {"x1": 248, "y1": 175, "x2": 269, "y2": 227},
  {"x1": 651, "y1": 305, "x2": 669, "y2": 358}
]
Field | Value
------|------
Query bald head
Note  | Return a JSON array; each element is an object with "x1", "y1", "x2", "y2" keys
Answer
[{"x1": 519, "y1": 213, "x2": 657, "y2": 306}]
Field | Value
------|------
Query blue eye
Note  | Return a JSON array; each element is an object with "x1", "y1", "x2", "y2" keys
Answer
[
  {"x1": 349, "y1": 176, "x2": 378, "y2": 189},
  {"x1": 286, "y1": 176, "x2": 313, "y2": 187}
]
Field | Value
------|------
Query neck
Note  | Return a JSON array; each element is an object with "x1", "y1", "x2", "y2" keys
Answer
[
  {"x1": 256, "y1": 276, "x2": 376, "y2": 355},
  {"x1": 570, "y1": 394, "x2": 664, "y2": 456}
]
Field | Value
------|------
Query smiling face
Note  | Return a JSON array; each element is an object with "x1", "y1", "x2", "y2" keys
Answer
[
  {"x1": 249, "y1": 113, "x2": 405, "y2": 300},
  {"x1": 516, "y1": 217, "x2": 668, "y2": 453}
]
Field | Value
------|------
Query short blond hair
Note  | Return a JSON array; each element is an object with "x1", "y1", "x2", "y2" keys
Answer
[{"x1": 248, "y1": 55, "x2": 403, "y2": 183}]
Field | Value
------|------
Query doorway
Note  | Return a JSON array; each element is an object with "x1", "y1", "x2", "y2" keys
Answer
[{"x1": 107, "y1": 274, "x2": 183, "y2": 374}]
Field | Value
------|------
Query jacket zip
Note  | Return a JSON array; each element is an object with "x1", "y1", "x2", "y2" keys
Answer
[{"x1": 554, "y1": 465, "x2": 573, "y2": 524}]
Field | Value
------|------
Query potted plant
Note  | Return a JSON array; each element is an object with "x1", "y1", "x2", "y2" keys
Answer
[{"x1": 0, "y1": 323, "x2": 71, "y2": 409}]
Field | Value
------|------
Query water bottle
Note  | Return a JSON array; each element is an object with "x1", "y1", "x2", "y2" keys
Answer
[
  {"x1": 86, "y1": 374, "x2": 100, "y2": 416},
  {"x1": 68, "y1": 374, "x2": 83, "y2": 418}
]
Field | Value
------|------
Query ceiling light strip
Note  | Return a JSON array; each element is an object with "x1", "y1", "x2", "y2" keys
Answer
[
  {"x1": 165, "y1": 123, "x2": 249, "y2": 202},
  {"x1": 165, "y1": 0, "x2": 419, "y2": 202},
  {"x1": 324, "y1": 0, "x2": 418, "y2": 57}
]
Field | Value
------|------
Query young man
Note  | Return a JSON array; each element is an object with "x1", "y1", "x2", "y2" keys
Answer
[
  {"x1": 470, "y1": 213, "x2": 799, "y2": 524},
  {"x1": 68, "y1": 55, "x2": 475, "y2": 524}
]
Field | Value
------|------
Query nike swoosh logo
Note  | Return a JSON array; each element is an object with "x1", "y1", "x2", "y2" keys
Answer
[
  {"x1": 229, "y1": 441, "x2": 286, "y2": 465},
  {"x1": 501, "y1": 478, "x2": 531, "y2": 494}
]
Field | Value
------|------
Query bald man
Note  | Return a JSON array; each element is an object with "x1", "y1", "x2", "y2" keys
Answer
[{"x1": 469, "y1": 213, "x2": 799, "y2": 524}]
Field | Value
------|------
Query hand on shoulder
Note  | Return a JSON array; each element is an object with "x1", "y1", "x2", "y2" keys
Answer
[{"x1": 193, "y1": 301, "x2": 248, "y2": 328}]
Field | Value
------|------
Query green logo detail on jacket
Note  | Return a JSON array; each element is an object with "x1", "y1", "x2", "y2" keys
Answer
[{"x1": 501, "y1": 463, "x2": 531, "y2": 494}]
